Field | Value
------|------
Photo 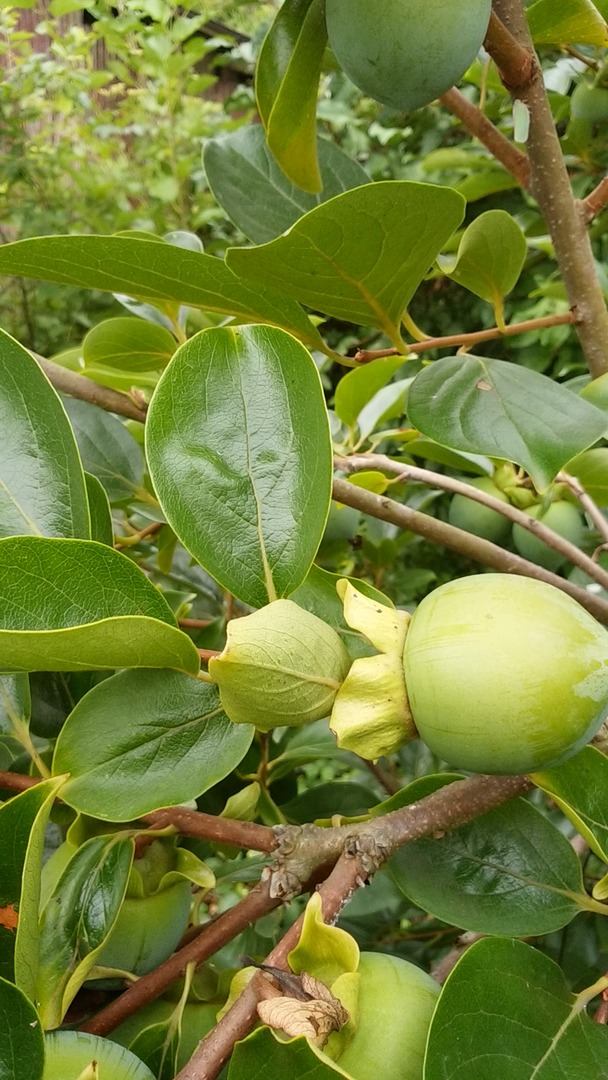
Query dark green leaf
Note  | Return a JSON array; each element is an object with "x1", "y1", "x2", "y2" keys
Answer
[
  {"x1": 388, "y1": 796, "x2": 583, "y2": 935},
  {"x1": 84, "y1": 473, "x2": 114, "y2": 546},
  {"x1": 0, "y1": 330, "x2": 89, "y2": 540},
  {"x1": 227, "y1": 182, "x2": 465, "y2": 350},
  {"x1": 0, "y1": 236, "x2": 326, "y2": 353},
  {"x1": 256, "y1": 0, "x2": 328, "y2": 192},
  {"x1": 407, "y1": 354, "x2": 608, "y2": 490},
  {"x1": 0, "y1": 536, "x2": 199, "y2": 673},
  {"x1": 425, "y1": 937, "x2": 608, "y2": 1080},
  {"x1": 147, "y1": 326, "x2": 332, "y2": 608},
  {"x1": 0, "y1": 779, "x2": 63, "y2": 985},
  {"x1": 0, "y1": 977, "x2": 44, "y2": 1080},
  {"x1": 54, "y1": 669, "x2": 253, "y2": 821},
  {"x1": 204, "y1": 128, "x2": 369, "y2": 244},
  {"x1": 532, "y1": 746, "x2": 608, "y2": 862},
  {"x1": 130, "y1": 1019, "x2": 180, "y2": 1080},
  {"x1": 36, "y1": 833, "x2": 134, "y2": 1028},
  {"x1": 63, "y1": 398, "x2": 146, "y2": 505}
]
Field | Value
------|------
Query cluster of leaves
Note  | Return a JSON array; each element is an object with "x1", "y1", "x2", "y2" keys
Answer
[{"x1": 2, "y1": 1, "x2": 608, "y2": 1079}]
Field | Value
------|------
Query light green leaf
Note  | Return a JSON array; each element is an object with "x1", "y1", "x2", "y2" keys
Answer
[
  {"x1": 407, "y1": 354, "x2": 608, "y2": 490},
  {"x1": 334, "y1": 357, "x2": 407, "y2": 428},
  {"x1": 388, "y1": 796, "x2": 583, "y2": 936},
  {"x1": 563, "y1": 448, "x2": 608, "y2": 505},
  {"x1": 0, "y1": 779, "x2": 64, "y2": 988},
  {"x1": 84, "y1": 472, "x2": 114, "y2": 546},
  {"x1": 146, "y1": 326, "x2": 332, "y2": 609},
  {"x1": 82, "y1": 317, "x2": 177, "y2": 372},
  {"x1": 63, "y1": 398, "x2": 146, "y2": 505},
  {"x1": 0, "y1": 536, "x2": 199, "y2": 674},
  {"x1": 256, "y1": 0, "x2": 328, "y2": 193},
  {"x1": 437, "y1": 210, "x2": 527, "y2": 326},
  {"x1": 53, "y1": 669, "x2": 253, "y2": 821},
  {"x1": 288, "y1": 893, "x2": 359, "y2": 986},
  {"x1": 0, "y1": 977, "x2": 44, "y2": 1080},
  {"x1": 527, "y1": 0, "x2": 608, "y2": 46},
  {"x1": 0, "y1": 330, "x2": 90, "y2": 540},
  {"x1": 36, "y1": 833, "x2": 134, "y2": 1028},
  {"x1": 425, "y1": 938, "x2": 608, "y2": 1080},
  {"x1": 0, "y1": 235, "x2": 326, "y2": 354},
  {"x1": 227, "y1": 182, "x2": 466, "y2": 351},
  {"x1": 43, "y1": 1031, "x2": 155, "y2": 1080},
  {"x1": 228, "y1": 1027, "x2": 349, "y2": 1080},
  {"x1": 204, "y1": 128, "x2": 369, "y2": 244},
  {"x1": 532, "y1": 746, "x2": 608, "y2": 863}
]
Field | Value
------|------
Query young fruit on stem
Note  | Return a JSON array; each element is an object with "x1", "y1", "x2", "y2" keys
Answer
[
  {"x1": 512, "y1": 500, "x2": 585, "y2": 571},
  {"x1": 403, "y1": 574, "x2": 608, "y2": 774},
  {"x1": 448, "y1": 476, "x2": 512, "y2": 545},
  {"x1": 325, "y1": 0, "x2": 492, "y2": 113}
]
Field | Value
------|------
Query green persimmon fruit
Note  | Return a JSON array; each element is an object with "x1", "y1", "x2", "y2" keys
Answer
[
  {"x1": 448, "y1": 477, "x2": 512, "y2": 544},
  {"x1": 325, "y1": 0, "x2": 492, "y2": 112},
  {"x1": 512, "y1": 501, "x2": 585, "y2": 571},
  {"x1": 335, "y1": 953, "x2": 440, "y2": 1080},
  {"x1": 43, "y1": 1031, "x2": 155, "y2": 1079},
  {"x1": 96, "y1": 879, "x2": 192, "y2": 976},
  {"x1": 403, "y1": 574, "x2": 608, "y2": 774}
]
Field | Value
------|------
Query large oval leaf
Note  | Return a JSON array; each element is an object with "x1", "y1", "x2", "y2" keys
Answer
[
  {"x1": 0, "y1": 235, "x2": 326, "y2": 354},
  {"x1": 146, "y1": 325, "x2": 332, "y2": 608},
  {"x1": 63, "y1": 398, "x2": 147, "y2": 505},
  {"x1": 0, "y1": 536, "x2": 199, "y2": 673},
  {"x1": 53, "y1": 669, "x2": 254, "y2": 821},
  {"x1": 425, "y1": 937, "x2": 608, "y2": 1080},
  {"x1": 407, "y1": 354, "x2": 608, "y2": 490},
  {"x1": 0, "y1": 330, "x2": 89, "y2": 540},
  {"x1": 532, "y1": 746, "x2": 608, "y2": 862},
  {"x1": 82, "y1": 317, "x2": 176, "y2": 373},
  {"x1": 204, "y1": 127, "x2": 369, "y2": 244},
  {"x1": 227, "y1": 182, "x2": 466, "y2": 351}
]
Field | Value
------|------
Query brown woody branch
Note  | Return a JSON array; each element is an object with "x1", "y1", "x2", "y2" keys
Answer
[
  {"x1": 33, "y1": 354, "x2": 148, "y2": 422},
  {"x1": 485, "y1": 1, "x2": 608, "y2": 378},
  {"x1": 439, "y1": 86, "x2": 530, "y2": 187},
  {"x1": 580, "y1": 176, "x2": 608, "y2": 225},
  {"x1": 331, "y1": 477, "x2": 608, "y2": 625},
  {"x1": 142, "y1": 807, "x2": 277, "y2": 854}
]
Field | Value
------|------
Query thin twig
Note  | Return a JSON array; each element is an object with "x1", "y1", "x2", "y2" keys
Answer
[
  {"x1": 142, "y1": 807, "x2": 277, "y2": 854},
  {"x1": 580, "y1": 176, "x2": 608, "y2": 224},
  {"x1": 336, "y1": 454, "x2": 608, "y2": 593},
  {"x1": 33, "y1": 354, "x2": 148, "y2": 422},
  {"x1": 331, "y1": 477, "x2": 608, "y2": 625},
  {"x1": 557, "y1": 471, "x2": 608, "y2": 547},
  {"x1": 354, "y1": 311, "x2": 575, "y2": 362},
  {"x1": 439, "y1": 86, "x2": 530, "y2": 187}
]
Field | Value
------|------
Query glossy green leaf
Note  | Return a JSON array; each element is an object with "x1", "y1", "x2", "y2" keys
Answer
[
  {"x1": 407, "y1": 354, "x2": 608, "y2": 491},
  {"x1": 425, "y1": 937, "x2": 608, "y2": 1080},
  {"x1": 229, "y1": 1028, "x2": 346, "y2": 1080},
  {"x1": 0, "y1": 536, "x2": 199, "y2": 674},
  {"x1": 36, "y1": 833, "x2": 134, "y2": 1027},
  {"x1": 256, "y1": 0, "x2": 327, "y2": 193},
  {"x1": 54, "y1": 669, "x2": 253, "y2": 821},
  {"x1": 0, "y1": 235, "x2": 326, "y2": 353},
  {"x1": 0, "y1": 977, "x2": 44, "y2": 1080},
  {"x1": 563, "y1": 448, "x2": 608, "y2": 505},
  {"x1": 532, "y1": 746, "x2": 608, "y2": 863},
  {"x1": 227, "y1": 183, "x2": 466, "y2": 351},
  {"x1": 437, "y1": 210, "x2": 527, "y2": 324},
  {"x1": 0, "y1": 330, "x2": 90, "y2": 540},
  {"x1": 84, "y1": 472, "x2": 114, "y2": 546},
  {"x1": 388, "y1": 796, "x2": 583, "y2": 935},
  {"x1": 334, "y1": 357, "x2": 407, "y2": 428},
  {"x1": 82, "y1": 317, "x2": 176, "y2": 372},
  {"x1": 0, "y1": 779, "x2": 63, "y2": 986},
  {"x1": 43, "y1": 1031, "x2": 155, "y2": 1080},
  {"x1": 147, "y1": 325, "x2": 332, "y2": 608},
  {"x1": 527, "y1": 0, "x2": 608, "y2": 46},
  {"x1": 63, "y1": 398, "x2": 146, "y2": 505},
  {"x1": 204, "y1": 128, "x2": 369, "y2": 244}
]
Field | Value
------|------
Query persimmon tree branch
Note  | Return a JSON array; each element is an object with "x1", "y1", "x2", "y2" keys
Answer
[
  {"x1": 336, "y1": 454, "x2": 608, "y2": 593},
  {"x1": 142, "y1": 807, "x2": 277, "y2": 853},
  {"x1": 354, "y1": 311, "x2": 575, "y2": 362},
  {"x1": 32, "y1": 354, "x2": 148, "y2": 422},
  {"x1": 557, "y1": 471, "x2": 608, "y2": 548},
  {"x1": 485, "y1": 1, "x2": 608, "y2": 378},
  {"x1": 176, "y1": 774, "x2": 531, "y2": 1080},
  {"x1": 580, "y1": 176, "x2": 608, "y2": 224},
  {"x1": 331, "y1": 477, "x2": 608, "y2": 625},
  {"x1": 439, "y1": 86, "x2": 530, "y2": 187}
]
